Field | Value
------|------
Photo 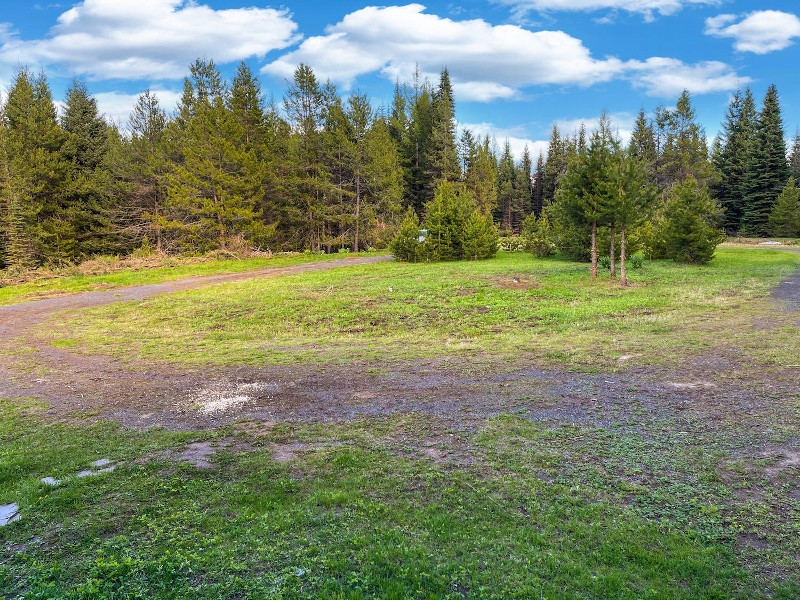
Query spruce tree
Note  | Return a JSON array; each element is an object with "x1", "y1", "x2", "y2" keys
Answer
[
  {"x1": 532, "y1": 151, "x2": 544, "y2": 216},
  {"x1": 741, "y1": 85, "x2": 789, "y2": 236},
  {"x1": 126, "y1": 90, "x2": 168, "y2": 251},
  {"x1": 516, "y1": 145, "x2": 534, "y2": 228},
  {"x1": 712, "y1": 88, "x2": 757, "y2": 232},
  {"x1": 789, "y1": 132, "x2": 800, "y2": 182},
  {"x1": 655, "y1": 91, "x2": 713, "y2": 190},
  {"x1": 767, "y1": 177, "x2": 800, "y2": 237},
  {"x1": 496, "y1": 141, "x2": 515, "y2": 233},
  {"x1": 629, "y1": 109, "x2": 656, "y2": 170},
  {"x1": 426, "y1": 68, "x2": 460, "y2": 190},
  {"x1": 663, "y1": 176, "x2": 725, "y2": 263}
]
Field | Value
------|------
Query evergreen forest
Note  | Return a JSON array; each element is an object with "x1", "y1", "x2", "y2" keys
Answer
[{"x1": 1, "y1": 59, "x2": 799, "y2": 272}]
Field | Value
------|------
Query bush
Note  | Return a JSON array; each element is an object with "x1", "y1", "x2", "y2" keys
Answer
[
  {"x1": 629, "y1": 253, "x2": 644, "y2": 269},
  {"x1": 522, "y1": 211, "x2": 556, "y2": 258},
  {"x1": 462, "y1": 212, "x2": 499, "y2": 260},
  {"x1": 498, "y1": 236, "x2": 526, "y2": 252},
  {"x1": 768, "y1": 177, "x2": 800, "y2": 238},
  {"x1": 391, "y1": 183, "x2": 500, "y2": 263},
  {"x1": 598, "y1": 255, "x2": 610, "y2": 270},
  {"x1": 390, "y1": 208, "x2": 422, "y2": 262},
  {"x1": 662, "y1": 177, "x2": 725, "y2": 264}
]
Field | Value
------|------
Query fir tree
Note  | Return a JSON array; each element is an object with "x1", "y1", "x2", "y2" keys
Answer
[
  {"x1": 741, "y1": 85, "x2": 789, "y2": 236},
  {"x1": 426, "y1": 68, "x2": 460, "y2": 190},
  {"x1": 712, "y1": 88, "x2": 757, "y2": 232},
  {"x1": 767, "y1": 177, "x2": 800, "y2": 237},
  {"x1": 663, "y1": 176, "x2": 725, "y2": 264},
  {"x1": 496, "y1": 141, "x2": 516, "y2": 233},
  {"x1": 532, "y1": 151, "x2": 544, "y2": 216},
  {"x1": 789, "y1": 131, "x2": 800, "y2": 181}
]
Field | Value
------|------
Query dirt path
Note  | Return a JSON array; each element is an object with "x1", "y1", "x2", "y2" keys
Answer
[
  {"x1": 0, "y1": 249, "x2": 797, "y2": 455},
  {"x1": 0, "y1": 254, "x2": 392, "y2": 338}
]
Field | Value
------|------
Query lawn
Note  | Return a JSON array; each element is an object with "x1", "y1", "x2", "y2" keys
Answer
[{"x1": 37, "y1": 246, "x2": 800, "y2": 370}]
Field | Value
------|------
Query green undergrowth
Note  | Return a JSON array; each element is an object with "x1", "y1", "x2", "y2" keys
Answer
[
  {"x1": 1, "y1": 398, "x2": 797, "y2": 598},
  {"x1": 37, "y1": 247, "x2": 800, "y2": 369},
  {"x1": 0, "y1": 251, "x2": 385, "y2": 306}
]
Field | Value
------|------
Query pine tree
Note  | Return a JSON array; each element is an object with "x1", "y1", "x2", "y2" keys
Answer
[
  {"x1": 496, "y1": 141, "x2": 515, "y2": 233},
  {"x1": 0, "y1": 69, "x2": 68, "y2": 267},
  {"x1": 789, "y1": 132, "x2": 800, "y2": 181},
  {"x1": 543, "y1": 125, "x2": 568, "y2": 202},
  {"x1": 532, "y1": 151, "x2": 544, "y2": 216},
  {"x1": 767, "y1": 177, "x2": 800, "y2": 237},
  {"x1": 663, "y1": 176, "x2": 725, "y2": 263},
  {"x1": 741, "y1": 85, "x2": 789, "y2": 236},
  {"x1": 604, "y1": 149, "x2": 657, "y2": 285},
  {"x1": 516, "y1": 145, "x2": 534, "y2": 228},
  {"x1": 283, "y1": 64, "x2": 329, "y2": 249},
  {"x1": 712, "y1": 88, "x2": 757, "y2": 232},
  {"x1": 629, "y1": 109, "x2": 656, "y2": 170},
  {"x1": 61, "y1": 79, "x2": 115, "y2": 257},
  {"x1": 125, "y1": 90, "x2": 168, "y2": 251},
  {"x1": 655, "y1": 91, "x2": 713, "y2": 189},
  {"x1": 426, "y1": 68, "x2": 460, "y2": 190},
  {"x1": 166, "y1": 61, "x2": 264, "y2": 251},
  {"x1": 464, "y1": 136, "x2": 497, "y2": 215}
]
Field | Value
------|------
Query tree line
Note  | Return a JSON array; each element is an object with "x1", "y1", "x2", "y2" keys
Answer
[{"x1": 1, "y1": 59, "x2": 798, "y2": 271}]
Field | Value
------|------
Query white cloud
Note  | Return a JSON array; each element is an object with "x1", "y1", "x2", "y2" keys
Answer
[
  {"x1": 263, "y1": 4, "x2": 627, "y2": 101},
  {"x1": 499, "y1": 0, "x2": 717, "y2": 21},
  {"x1": 557, "y1": 112, "x2": 636, "y2": 143},
  {"x1": 627, "y1": 58, "x2": 749, "y2": 97},
  {"x1": 705, "y1": 11, "x2": 800, "y2": 54},
  {"x1": 461, "y1": 122, "x2": 548, "y2": 160},
  {"x1": 263, "y1": 4, "x2": 745, "y2": 101},
  {"x1": 0, "y1": 0, "x2": 299, "y2": 80},
  {"x1": 94, "y1": 89, "x2": 182, "y2": 127}
]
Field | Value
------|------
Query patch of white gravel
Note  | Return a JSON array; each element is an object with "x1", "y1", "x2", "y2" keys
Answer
[
  {"x1": 0, "y1": 503, "x2": 20, "y2": 526},
  {"x1": 193, "y1": 381, "x2": 278, "y2": 414}
]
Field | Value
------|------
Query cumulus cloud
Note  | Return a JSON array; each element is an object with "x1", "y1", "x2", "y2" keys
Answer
[
  {"x1": 498, "y1": 0, "x2": 717, "y2": 21},
  {"x1": 0, "y1": 0, "x2": 299, "y2": 80},
  {"x1": 93, "y1": 89, "x2": 182, "y2": 127},
  {"x1": 705, "y1": 10, "x2": 800, "y2": 54},
  {"x1": 557, "y1": 112, "x2": 636, "y2": 143},
  {"x1": 461, "y1": 122, "x2": 548, "y2": 160},
  {"x1": 262, "y1": 4, "x2": 627, "y2": 102},
  {"x1": 626, "y1": 58, "x2": 749, "y2": 97},
  {"x1": 263, "y1": 4, "x2": 744, "y2": 101},
  {"x1": 263, "y1": 4, "x2": 745, "y2": 101}
]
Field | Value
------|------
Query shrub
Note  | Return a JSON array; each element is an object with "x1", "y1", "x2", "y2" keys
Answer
[
  {"x1": 629, "y1": 253, "x2": 644, "y2": 269},
  {"x1": 522, "y1": 211, "x2": 556, "y2": 258},
  {"x1": 598, "y1": 255, "x2": 610, "y2": 270},
  {"x1": 768, "y1": 177, "x2": 800, "y2": 238},
  {"x1": 662, "y1": 177, "x2": 725, "y2": 264},
  {"x1": 462, "y1": 212, "x2": 499, "y2": 260},
  {"x1": 390, "y1": 208, "x2": 422, "y2": 262},
  {"x1": 498, "y1": 237, "x2": 526, "y2": 252}
]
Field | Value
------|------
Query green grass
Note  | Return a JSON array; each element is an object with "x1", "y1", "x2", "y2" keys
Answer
[
  {"x1": 38, "y1": 247, "x2": 800, "y2": 369},
  {"x1": 1, "y1": 398, "x2": 797, "y2": 598},
  {"x1": 0, "y1": 251, "x2": 385, "y2": 306}
]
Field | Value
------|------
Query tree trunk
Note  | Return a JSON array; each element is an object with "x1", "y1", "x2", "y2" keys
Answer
[
  {"x1": 354, "y1": 173, "x2": 361, "y2": 253},
  {"x1": 620, "y1": 225, "x2": 628, "y2": 287},
  {"x1": 591, "y1": 220, "x2": 597, "y2": 278},
  {"x1": 609, "y1": 223, "x2": 616, "y2": 278},
  {"x1": 154, "y1": 194, "x2": 162, "y2": 253}
]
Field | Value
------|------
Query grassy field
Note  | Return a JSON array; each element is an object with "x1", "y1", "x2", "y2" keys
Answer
[
  {"x1": 1, "y1": 397, "x2": 798, "y2": 599},
  {"x1": 0, "y1": 251, "x2": 383, "y2": 306},
  {"x1": 2, "y1": 246, "x2": 799, "y2": 598},
  {"x1": 38, "y1": 246, "x2": 800, "y2": 370}
]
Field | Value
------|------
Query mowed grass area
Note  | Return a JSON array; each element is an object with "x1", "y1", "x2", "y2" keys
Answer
[
  {"x1": 40, "y1": 246, "x2": 800, "y2": 370},
  {"x1": 0, "y1": 251, "x2": 384, "y2": 306},
  {"x1": 1, "y1": 397, "x2": 799, "y2": 598}
]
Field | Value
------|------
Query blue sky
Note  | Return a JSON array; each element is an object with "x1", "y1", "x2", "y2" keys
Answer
[{"x1": 1, "y1": 1, "x2": 799, "y2": 157}]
